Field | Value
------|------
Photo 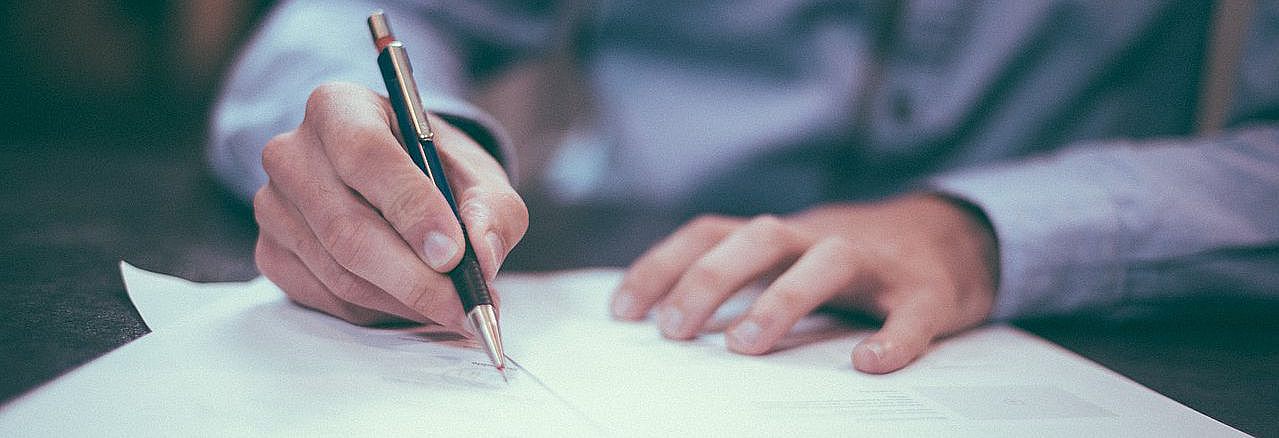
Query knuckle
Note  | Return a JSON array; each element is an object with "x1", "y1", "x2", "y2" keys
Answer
[
  {"x1": 294, "y1": 231, "x2": 329, "y2": 261},
  {"x1": 318, "y1": 214, "x2": 375, "y2": 269},
  {"x1": 633, "y1": 256, "x2": 681, "y2": 285},
  {"x1": 687, "y1": 214, "x2": 732, "y2": 232},
  {"x1": 766, "y1": 284, "x2": 807, "y2": 310},
  {"x1": 685, "y1": 260, "x2": 728, "y2": 289},
  {"x1": 338, "y1": 124, "x2": 402, "y2": 180},
  {"x1": 747, "y1": 214, "x2": 785, "y2": 231},
  {"x1": 253, "y1": 240, "x2": 276, "y2": 277},
  {"x1": 496, "y1": 192, "x2": 530, "y2": 235},
  {"x1": 305, "y1": 82, "x2": 354, "y2": 114},
  {"x1": 870, "y1": 293, "x2": 898, "y2": 315},
  {"x1": 742, "y1": 309, "x2": 782, "y2": 334},
  {"x1": 259, "y1": 132, "x2": 296, "y2": 177},
  {"x1": 461, "y1": 190, "x2": 529, "y2": 237},
  {"x1": 405, "y1": 281, "x2": 448, "y2": 318},
  {"x1": 346, "y1": 122, "x2": 391, "y2": 150},
  {"x1": 383, "y1": 183, "x2": 434, "y2": 226},
  {"x1": 251, "y1": 188, "x2": 272, "y2": 225},
  {"x1": 304, "y1": 82, "x2": 383, "y2": 131},
  {"x1": 820, "y1": 236, "x2": 859, "y2": 260},
  {"x1": 672, "y1": 214, "x2": 735, "y2": 243},
  {"x1": 327, "y1": 269, "x2": 366, "y2": 301},
  {"x1": 932, "y1": 284, "x2": 964, "y2": 307},
  {"x1": 742, "y1": 214, "x2": 790, "y2": 246}
]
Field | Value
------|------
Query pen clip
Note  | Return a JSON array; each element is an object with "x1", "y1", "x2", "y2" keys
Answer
[
  {"x1": 369, "y1": 11, "x2": 434, "y2": 142},
  {"x1": 383, "y1": 42, "x2": 435, "y2": 142}
]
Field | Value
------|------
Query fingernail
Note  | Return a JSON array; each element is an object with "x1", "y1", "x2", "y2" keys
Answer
[
  {"x1": 729, "y1": 320, "x2": 762, "y2": 348},
  {"x1": 423, "y1": 231, "x2": 459, "y2": 271},
  {"x1": 611, "y1": 292, "x2": 635, "y2": 318},
  {"x1": 861, "y1": 341, "x2": 885, "y2": 366},
  {"x1": 657, "y1": 306, "x2": 684, "y2": 336},
  {"x1": 485, "y1": 232, "x2": 504, "y2": 280}
]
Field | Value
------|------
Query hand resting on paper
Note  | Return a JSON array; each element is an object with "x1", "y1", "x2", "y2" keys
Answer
[
  {"x1": 610, "y1": 194, "x2": 999, "y2": 374},
  {"x1": 252, "y1": 82, "x2": 527, "y2": 330}
]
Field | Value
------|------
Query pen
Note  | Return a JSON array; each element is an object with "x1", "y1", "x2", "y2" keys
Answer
[{"x1": 367, "y1": 10, "x2": 508, "y2": 380}]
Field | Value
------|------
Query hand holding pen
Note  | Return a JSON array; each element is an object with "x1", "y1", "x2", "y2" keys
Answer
[
  {"x1": 250, "y1": 14, "x2": 527, "y2": 374},
  {"x1": 368, "y1": 10, "x2": 508, "y2": 375}
]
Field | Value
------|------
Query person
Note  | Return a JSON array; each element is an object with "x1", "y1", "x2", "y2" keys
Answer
[{"x1": 209, "y1": 0, "x2": 1279, "y2": 374}]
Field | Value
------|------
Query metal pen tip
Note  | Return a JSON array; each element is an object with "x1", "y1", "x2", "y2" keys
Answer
[{"x1": 468, "y1": 304, "x2": 507, "y2": 380}]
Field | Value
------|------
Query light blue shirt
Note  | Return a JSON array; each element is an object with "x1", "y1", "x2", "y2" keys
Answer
[{"x1": 210, "y1": 0, "x2": 1279, "y2": 320}]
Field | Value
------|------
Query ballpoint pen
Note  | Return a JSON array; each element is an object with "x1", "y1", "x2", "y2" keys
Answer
[{"x1": 367, "y1": 10, "x2": 508, "y2": 380}]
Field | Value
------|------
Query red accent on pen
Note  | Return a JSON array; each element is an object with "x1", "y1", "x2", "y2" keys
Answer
[{"x1": 374, "y1": 35, "x2": 396, "y2": 52}]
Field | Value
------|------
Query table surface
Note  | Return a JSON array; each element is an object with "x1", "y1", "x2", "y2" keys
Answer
[{"x1": 1, "y1": 144, "x2": 1276, "y2": 437}]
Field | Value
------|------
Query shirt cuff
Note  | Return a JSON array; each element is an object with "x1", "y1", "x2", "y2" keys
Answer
[{"x1": 928, "y1": 150, "x2": 1131, "y2": 320}]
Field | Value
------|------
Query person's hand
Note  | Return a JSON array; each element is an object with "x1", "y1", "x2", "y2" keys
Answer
[
  {"x1": 253, "y1": 82, "x2": 527, "y2": 329},
  {"x1": 610, "y1": 194, "x2": 998, "y2": 373}
]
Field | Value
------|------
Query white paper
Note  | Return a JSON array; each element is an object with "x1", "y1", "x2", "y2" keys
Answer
[
  {"x1": 0, "y1": 265, "x2": 1245, "y2": 437},
  {"x1": 119, "y1": 261, "x2": 271, "y2": 330},
  {"x1": 1, "y1": 264, "x2": 596, "y2": 437},
  {"x1": 497, "y1": 270, "x2": 1247, "y2": 437}
]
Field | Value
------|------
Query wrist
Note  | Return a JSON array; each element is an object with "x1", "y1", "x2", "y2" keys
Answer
[{"x1": 924, "y1": 193, "x2": 1001, "y2": 296}]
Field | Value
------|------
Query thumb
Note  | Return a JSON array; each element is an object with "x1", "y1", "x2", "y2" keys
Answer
[{"x1": 851, "y1": 298, "x2": 944, "y2": 374}]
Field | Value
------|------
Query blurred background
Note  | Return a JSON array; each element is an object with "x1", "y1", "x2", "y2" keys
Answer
[
  {"x1": 0, "y1": 1, "x2": 276, "y2": 402},
  {"x1": 0, "y1": 0, "x2": 274, "y2": 147}
]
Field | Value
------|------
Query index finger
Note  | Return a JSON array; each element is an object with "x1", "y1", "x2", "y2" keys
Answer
[
  {"x1": 612, "y1": 215, "x2": 740, "y2": 320},
  {"x1": 304, "y1": 82, "x2": 466, "y2": 273}
]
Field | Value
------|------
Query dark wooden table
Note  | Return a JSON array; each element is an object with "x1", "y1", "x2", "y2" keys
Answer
[{"x1": 1, "y1": 144, "x2": 1275, "y2": 437}]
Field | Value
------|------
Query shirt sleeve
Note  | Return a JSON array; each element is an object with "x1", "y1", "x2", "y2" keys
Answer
[
  {"x1": 207, "y1": 0, "x2": 561, "y2": 201},
  {"x1": 930, "y1": 125, "x2": 1279, "y2": 320}
]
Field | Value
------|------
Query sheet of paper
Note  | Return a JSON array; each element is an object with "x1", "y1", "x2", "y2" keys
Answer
[
  {"x1": 119, "y1": 261, "x2": 270, "y2": 330},
  {"x1": 496, "y1": 271, "x2": 1246, "y2": 437},
  {"x1": 0, "y1": 264, "x2": 597, "y2": 436},
  {"x1": 0, "y1": 265, "x2": 1245, "y2": 437}
]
